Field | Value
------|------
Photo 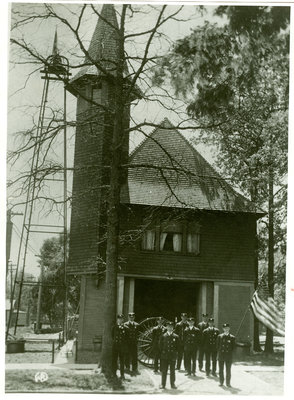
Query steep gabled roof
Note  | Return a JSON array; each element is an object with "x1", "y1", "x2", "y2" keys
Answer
[
  {"x1": 70, "y1": 4, "x2": 122, "y2": 83},
  {"x1": 121, "y1": 119, "x2": 263, "y2": 214}
]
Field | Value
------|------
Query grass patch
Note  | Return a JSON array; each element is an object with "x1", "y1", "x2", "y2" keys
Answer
[
  {"x1": 235, "y1": 350, "x2": 284, "y2": 366},
  {"x1": 5, "y1": 369, "x2": 111, "y2": 392},
  {"x1": 6, "y1": 342, "x2": 57, "y2": 364},
  {"x1": 5, "y1": 368, "x2": 155, "y2": 393}
]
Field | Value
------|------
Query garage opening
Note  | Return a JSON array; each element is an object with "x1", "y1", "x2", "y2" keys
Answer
[{"x1": 134, "y1": 279, "x2": 200, "y2": 322}]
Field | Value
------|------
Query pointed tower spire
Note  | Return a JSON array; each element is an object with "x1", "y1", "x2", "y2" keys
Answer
[
  {"x1": 70, "y1": 4, "x2": 121, "y2": 83},
  {"x1": 52, "y1": 29, "x2": 59, "y2": 56},
  {"x1": 87, "y1": 4, "x2": 119, "y2": 64}
]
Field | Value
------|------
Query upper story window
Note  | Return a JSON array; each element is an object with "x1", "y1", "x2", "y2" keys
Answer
[
  {"x1": 160, "y1": 232, "x2": 182, "y2": 252},
  {"x1": 142, "y1": 229, "x2": 155, "y2": 251},
  {"x1": 160, "y1": 222, "x2": 182, "y2": 253},
  {"x1": 141, "y1": 220, "x2": 201, "y2": 255},
  {"x1": 187, "y1": 223, "x2": 200, "y2": 255},
  {"x1": 187, "y1": 233, "x2": 200, "y2": 254}
]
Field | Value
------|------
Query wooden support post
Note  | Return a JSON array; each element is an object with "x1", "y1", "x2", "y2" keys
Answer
[
  {"x1": 117, "y1": 276, "x2": 125, "y2": 314},
  {"x1": 201, "y1": 282, "x2": 207, "y2": 314},
  {"x1": 213, "y1": 284, "x2": 219, "y2": 328},
  {"x1": 129, "y1": 278, "x2": 135, "y2": 313},
  {"x1": 51, "y1": 340, "x2": 55, "y2": 363}
]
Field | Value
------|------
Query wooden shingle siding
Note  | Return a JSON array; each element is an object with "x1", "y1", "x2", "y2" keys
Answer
[
  {"x1": 120, "y1": 207, "x2": 256, "y2": 282},
  {"x1": 67, "y1": 103, "x2": 105, "y2": 275},
  {"x1": 78, "y1": 276, "x2": 105, "y2": 350},
  {"x1": 120, "y1": 119, "x2": 264, "y2": 214},
  {"x1": 217, "y1": 283, "x2": 253, "y2": 341},
  {"x1": 68, "y1": 80, "x2": 130, "y2": 275}
]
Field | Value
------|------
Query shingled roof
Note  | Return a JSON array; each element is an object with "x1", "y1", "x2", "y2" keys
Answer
[
  {"x1": 70, "y1": 4, "x2": 124, "y2": 83},
  {"x1": 120, "y1": 119, "x2": 263, "y2": 214}
]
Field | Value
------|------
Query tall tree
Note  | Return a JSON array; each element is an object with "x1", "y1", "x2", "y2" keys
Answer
[
  {"x1": 8, "y1": 3, "x2": 205, "y2": 377},
  {"x1": 153, "y1": 5, "x2": 289, "y2": 352}
]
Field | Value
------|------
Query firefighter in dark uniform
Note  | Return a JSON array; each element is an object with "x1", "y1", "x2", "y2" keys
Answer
[
  {"x1": 197, "y1": 313, "x2": 209, "y2": 371},
  {"x1": 124, "y1": 312, "x2": 140, "y2": 375},
  {"x1": 217, "y1": 323, "x2": 235, "y2": 387},
  {"x1": 183, "y1": 317, "x2": 201, "y2": 376},
  {"x1": 175, "y1": 312, "x2": 189, "y2": 370},
  {"x1": 112, "y1": 314, "x2": 129, "y2": 379},
  {"x1": 151, "y1": 316, "x2": 166, "y2": 373},
  {"x1": 203, "y1": 317, "x2": 219, "y2": 376},
  {"x1": 159, "y1": 321, "x2": 179, "y2": 389}
]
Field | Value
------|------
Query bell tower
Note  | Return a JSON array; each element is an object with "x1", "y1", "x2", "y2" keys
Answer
[
  {"x1": 67, "y1": 4, "x2": 138, "y2": 356},
  {"x1": 68, "y1": 4, "x2": 130, "y2": 275}
]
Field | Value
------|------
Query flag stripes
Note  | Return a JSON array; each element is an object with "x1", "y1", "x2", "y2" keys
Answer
[{"x1": 251, "y1": 291, "x2": 285, "y2": 336}]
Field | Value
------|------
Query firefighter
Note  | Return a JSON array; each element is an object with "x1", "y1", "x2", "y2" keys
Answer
[
  {"x1": 202, "y1": 317, "x2": 219, "y2": 376},
  {"x1": 197, "y1": 313, "x2": 209, "y2": 371},
  {"x1": 112, "y1": 314, "x2": 129, "y2": 379},
  {"x1": 183, "y1": 317, "x2": 201, "y2": 376},
  {"x1": 124, "y1": 312, "x2": 140, "y2": 375},
  {"x1": 159, "y1": 321, "x2": 179, "y2": 389},
  {"x1": 217, "y1": 323, "x2": 235, "y2": 387},
  {"x1": 175, "y1": 312, "x2": 189, "y2": 370},
  {"x1": 151, "y1": 316, "x2": 166, "y2": 373}
]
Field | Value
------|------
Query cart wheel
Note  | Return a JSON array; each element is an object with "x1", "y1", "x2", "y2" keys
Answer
[{"x1": 137, "y1": 317, "x2": 167, "y2": 368}]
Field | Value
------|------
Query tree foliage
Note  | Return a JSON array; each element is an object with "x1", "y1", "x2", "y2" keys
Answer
[
  {"x1": 33, "y1": 235, "x2": 80, "y2": 327},
  {"x1": 153, "y1": 6, "x2": 289, "y2": 305}
]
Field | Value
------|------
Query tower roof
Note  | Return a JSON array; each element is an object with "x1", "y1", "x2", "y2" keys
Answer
[
  {"x1": 52, "y1": 29, "x2": 58, "y2": 56},
  {"x1": 70, "y1": 4, "x2": 124, "y2": 83},
  {"x1": 121, "y1": 119, "x2": 264, "y2": 215}
]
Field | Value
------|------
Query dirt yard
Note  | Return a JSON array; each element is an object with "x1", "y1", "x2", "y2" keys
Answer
[{"x1": 6, "y1": 325, "x2": 62, "y2": 364}]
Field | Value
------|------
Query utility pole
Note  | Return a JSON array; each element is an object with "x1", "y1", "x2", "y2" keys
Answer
[
  {"x1": 6, "y1": 210, "x2": 23, "y2": 275},
  {"x1": 35, "y1": 263, "x2": 44, "y2": 333},
  {"x1": 6, "y1": 262, "x2": 16, "y2": 332}
]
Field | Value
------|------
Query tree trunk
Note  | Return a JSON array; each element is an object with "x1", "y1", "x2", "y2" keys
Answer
[
  {"x1": 100, "y1": 111, "x2": 123, "y2": 377},
  {"x1": 26, "y1": 299, "x2": 31, "y2": 326},
  {"x1": 251, "y1": 186, "x2": 262, "y2": 352},
  {"x1": 100, "y1": 6, "x2": 127, "y2": 378},
  {"x1": 36, "y1": 264, "x2": 44, "y2": 332},
  {"x1": 264, "y1": 165, "x2": 274, "y2": 354}
]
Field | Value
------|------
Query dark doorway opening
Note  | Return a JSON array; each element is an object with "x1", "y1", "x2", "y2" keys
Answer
[{"x1": 134, "y1": 279, "x2": 200, "y2": 322}]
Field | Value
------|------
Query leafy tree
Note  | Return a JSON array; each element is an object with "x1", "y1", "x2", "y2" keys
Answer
[
  {"x1": 32, "y1": 235, "x2": 80, "y2": 328},
  {"x1": 154, "y1": 5, "x2": 289, "y2": 352}
]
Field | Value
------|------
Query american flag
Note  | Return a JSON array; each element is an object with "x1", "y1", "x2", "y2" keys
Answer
[{"x1": 250, "y1": 284, "x2": 285, "y2": 336}]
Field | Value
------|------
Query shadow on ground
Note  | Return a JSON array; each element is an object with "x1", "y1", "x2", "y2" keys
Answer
[{"x1": 235, "y1": 350, "x2": 284, "y2": 366}]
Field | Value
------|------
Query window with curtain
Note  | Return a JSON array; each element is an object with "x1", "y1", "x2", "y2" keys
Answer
[
  {"x1": 142, "y1": 229, "x2": 156, "y2": 251},
  {"x1": 187, "y1": 233, "x2": 200, "y2": 254},
  {"x1": 160, "y1": 232, "x2": 182, "y2": 252}
]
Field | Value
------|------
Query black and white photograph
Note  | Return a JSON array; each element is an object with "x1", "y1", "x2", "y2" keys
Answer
[{"x1": 2, "y1": 0, "x2": 292, "y2": 396}]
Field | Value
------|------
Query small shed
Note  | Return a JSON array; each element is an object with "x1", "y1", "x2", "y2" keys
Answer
[{"x1": 6, "y1": 299, "x2": 27, "y2": 326}]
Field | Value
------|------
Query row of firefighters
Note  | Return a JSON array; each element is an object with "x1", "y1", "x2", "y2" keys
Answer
[{"x1": 112, "y1": 312, "x2": 236, "y2": 389}]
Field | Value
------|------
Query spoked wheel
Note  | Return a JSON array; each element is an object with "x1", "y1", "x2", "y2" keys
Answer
[{"x1": 137, "y1": 317, "x2": 167, "y2": 368}]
